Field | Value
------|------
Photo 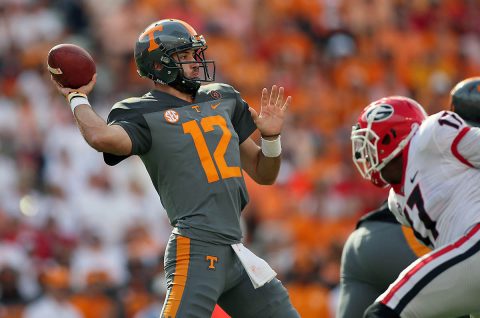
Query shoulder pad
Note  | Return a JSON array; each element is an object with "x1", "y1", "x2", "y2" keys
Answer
[
  {"x1": 199, "y1": 83, "x2": 238, "y2": 96},
  {"x1": 111, "y1": 97, "x2": 145, "y2": 111}
]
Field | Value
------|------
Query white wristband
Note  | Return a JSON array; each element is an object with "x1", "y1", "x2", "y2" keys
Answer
[
  {"x1": 67, "y1": 92, "x2": 91, "y2": 113},
  {"x1": 261, "y1": 135, "x2": 282, "y2": 157}
]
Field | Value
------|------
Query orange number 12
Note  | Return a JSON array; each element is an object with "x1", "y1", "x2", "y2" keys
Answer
[{"x1": 183, "y1": 115, "x2": 241, "y2": 183}]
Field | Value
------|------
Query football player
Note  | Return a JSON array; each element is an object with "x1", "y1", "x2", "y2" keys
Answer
[
  {"x1": 337, "y1": 78, "x2": 480, "y2": 318},
  {"x1": 51, "y1": 19, "x2": 299, "y2": 317},
  {"x1": 450, "y1": 77, "x2": 480, "y2": 126},
  {"x1": 351, "y1": 92, "x2": 480, "y2": 317},
  {"x1": 336, "y1": 200, "x2": 430, "y2": 318}
]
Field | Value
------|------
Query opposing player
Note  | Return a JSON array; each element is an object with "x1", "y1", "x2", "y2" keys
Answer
[
  {"x1": 50, "y1": 19, "x2": 299, "y2": 317},
  {"x1": 450, "y1": 77, "x2": 480, "y2": 125},
  {"x1": 351, "y1": 95, "x2": 480, "y2": 317},
  {"x1": 336, "y1": 200, "x2": 430, "y2": 318},
  {"x1": 338, "y1": 79, "x2": 480, "y2": 318}
]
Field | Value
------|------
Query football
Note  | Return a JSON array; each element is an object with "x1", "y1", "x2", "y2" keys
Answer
[{"x1": 47, "y1": 44, "x2": 96, "y2": 89}]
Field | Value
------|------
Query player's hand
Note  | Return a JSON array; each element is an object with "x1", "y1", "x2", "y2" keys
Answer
[
  {"x1": 50, "y1": 73, "x2": 97, "y2": 98},
  {"x1": 249, "y1": 85, "x2": 291, "y2": 138}
]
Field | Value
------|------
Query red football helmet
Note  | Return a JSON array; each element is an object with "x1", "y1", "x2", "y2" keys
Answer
[{"x1": 351, "y1": 96, "x2": 428, "y2": 187}]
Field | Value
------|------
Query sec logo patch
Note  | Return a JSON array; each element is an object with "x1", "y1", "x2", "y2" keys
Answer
[
  {"x1": 164, "y1": 109, "x2": 179, "y2": 123},
  {"x1": 209, "y1": 90, "x2": 222, "y2": 100}
]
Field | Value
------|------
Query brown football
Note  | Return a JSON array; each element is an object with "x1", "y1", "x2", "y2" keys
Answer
[{"x1": 47, "y1": 44, "x2": 96, "y2": 89}]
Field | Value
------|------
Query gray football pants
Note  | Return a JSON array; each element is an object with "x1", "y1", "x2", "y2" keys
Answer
[
  {"x1": 160, "y1": 233, "x2": 300, "y2": 318},
  {"x1": 337, "y1": 221, "x2": 422, "y2": 318}
]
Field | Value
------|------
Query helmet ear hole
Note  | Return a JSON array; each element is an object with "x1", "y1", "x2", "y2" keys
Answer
[
  {"x1": 390, "y1": 128, "x2": 396, "y2": 138},
  {"x1": 382, "y1": 134, "x2": 391, "y2": 145},
  {"x1": 381, "y1": 128, "x2": 397, "y2": 145}
]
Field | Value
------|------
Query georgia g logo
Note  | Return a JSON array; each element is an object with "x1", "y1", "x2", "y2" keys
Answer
[
  {"x1": 364, "y1": 104, "x2": 394, "y2": 122},
  {"x1": 164, "y1": 109, "x2": 179, "y2": 124}
]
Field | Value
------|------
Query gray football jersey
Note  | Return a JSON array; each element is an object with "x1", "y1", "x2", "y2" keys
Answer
[{"x1": 104, "y1": 83, "x2": 257, "y2": 244}]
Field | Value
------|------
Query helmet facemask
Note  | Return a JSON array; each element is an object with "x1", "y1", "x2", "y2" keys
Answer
[
  {"x1": 167, "y1": 43, "x2": 215, "y2": 95},
  {"x1": 352, "y1": 123, "x2": 419, "y2": 187},
  {"x1": 351, "y1": 123, "x2": 380, "y2": 182}
]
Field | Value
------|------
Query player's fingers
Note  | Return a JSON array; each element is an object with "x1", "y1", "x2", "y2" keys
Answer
[
  {"x1": 281, "y1": 96, "x2": 292, "y2": 111},
  {"x1": 261, "y1": 88, "x2": 268, "y2": 109},
  {"x1": 276, "y1": 87, "x2": 284, "y2": 108},
  {"x1": 77, "y1": 73, "x2": 97, "y2": 93},
  {"x1": 87, "y1": 73, "x2": 97, "y2": 88},
  {"x1": 50, "y1": 76, "x2": 73, "y2": 97},
  {"x1": 50, "y1": 75, "x2": 63, "y2": 88},
  {"x1": 269, "y1": 85, "x2": 278, "y2": 107}
]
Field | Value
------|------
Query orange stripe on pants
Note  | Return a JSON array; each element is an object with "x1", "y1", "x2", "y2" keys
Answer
[{"x1": 163, "y1": 236, "x2": 191, "y2": 318}]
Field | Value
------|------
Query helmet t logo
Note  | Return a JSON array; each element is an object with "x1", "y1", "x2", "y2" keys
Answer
[{"x1": 139, "y1": 25, "x2": 164, "y2": 52}]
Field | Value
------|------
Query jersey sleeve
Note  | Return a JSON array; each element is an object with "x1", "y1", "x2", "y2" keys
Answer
[
  {"x1": 231, "y1": 88, "x2": 256, "y2": 144},
  {"x1": 103, "y1": 104, "x2": 152, "y2": 166},
  {"x1": 454, "y1": 126, "x2": 480, "y2": 168},
  {"x1": 431, "y1": 111, "x2": 480, "y2": 168}
]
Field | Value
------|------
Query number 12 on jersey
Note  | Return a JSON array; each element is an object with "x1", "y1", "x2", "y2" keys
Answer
[{"x1": 183, "y1": 115, "x2": 241, "y2": 183}]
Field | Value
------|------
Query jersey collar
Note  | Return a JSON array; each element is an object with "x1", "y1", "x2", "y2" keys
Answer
[{"x1": 147, "y1": 87, "x2": 214, "y2": 106}]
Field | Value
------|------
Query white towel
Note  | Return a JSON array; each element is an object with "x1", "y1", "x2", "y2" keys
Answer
[{"x1": 231, "y1": 243, "x2": 277, "y2": 289}]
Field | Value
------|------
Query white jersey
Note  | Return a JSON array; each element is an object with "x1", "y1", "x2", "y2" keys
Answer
[{"x1": 388, "y1": 110, "x2": 480, "y2": 249}]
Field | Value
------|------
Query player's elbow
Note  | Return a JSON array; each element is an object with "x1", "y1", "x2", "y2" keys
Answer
[
  {"x1": 88, "y1": 132, "x2": 117, "y2": 153},
  {"x1": 89, "y1": 131, "x2": 131, "y2": 155},
  {"x1": 88, "y1": 133, "x2": 108, "y2": 152}
]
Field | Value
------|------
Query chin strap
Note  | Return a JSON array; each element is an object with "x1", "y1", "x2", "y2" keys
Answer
[{"x1": 169, "y1": 75, "x2": 200, "y2": 96}]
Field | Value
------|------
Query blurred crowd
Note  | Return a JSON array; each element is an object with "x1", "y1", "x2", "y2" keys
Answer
[{"x1": 1, "y1": 0, "x2": 479, "y2": 317}]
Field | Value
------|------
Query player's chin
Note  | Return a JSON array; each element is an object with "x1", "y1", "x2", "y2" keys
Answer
[{"x1": 186, "y1": 71, "x2": 200, "y2": 81}]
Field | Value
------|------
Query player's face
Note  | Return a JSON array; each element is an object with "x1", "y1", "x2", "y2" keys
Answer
[
  {"x1": 379, "y1": 155, "x2": 403, "y2": 185},
  {"x1": 174, "y1": 49, "x2": 200, "y2": 80}
]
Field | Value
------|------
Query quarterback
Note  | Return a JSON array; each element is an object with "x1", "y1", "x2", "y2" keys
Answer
[{"x1": 51, "y1": 19, "x2": 299, "y2": 318}]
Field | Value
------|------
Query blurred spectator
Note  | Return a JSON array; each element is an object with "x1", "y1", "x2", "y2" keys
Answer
[
  {"x1": 69, "y1": 231, "x2": 127, "y2": 290},
  {"x1": 0, "y1": 266, "x2": 24, "y2": 305},
  {"x1": 0, "y1": 216, "x2": 40, "y2": 302},
  {"x1": 70, "y1": 270, "x2": 118, "y2": 318},
  {"x1": 131, "y1": 260, "x2": 166, "y2": 318},
  {"x1": 23, "y1": 266, "x2": 81, "y2": 318},
  {"x1": 121, "y1": 259, "x2": 157, "y2": 318}
]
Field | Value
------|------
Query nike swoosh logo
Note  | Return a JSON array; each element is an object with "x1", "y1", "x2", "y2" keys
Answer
[
  {"x1": 211, "y1": 102, "x2": 221, "y2": 110},
  {"x1": 410, "y1": 171, "x2": 419, "y2": 183}
]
